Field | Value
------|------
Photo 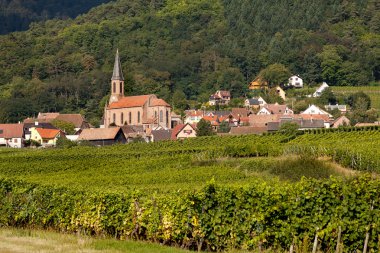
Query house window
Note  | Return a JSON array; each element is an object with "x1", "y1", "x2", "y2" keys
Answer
[
  {"x1": 120, "y1": 82, "x2": 123, "y2": 94},
  {"x1": 113, "y1": 113, "x2": 116, "y2": 123},
  {"x1": 121, "y1": 113, "x2": 124, "y2": 125},
  {"x1": 138, "y1": 111, "x2": 141, "y2": 123},
  {"x1": 14, "y1": 139, "x2": 18, "y2": 143},
  {"x1": 113, "y1": 82, "x2": 116, "y2": 93},
  {"x1": 160, "y1": 110, "x2": 163, "y2": 122},
  {"x1": 129, "y1": 112, "x2": 132, "y2": 124}
]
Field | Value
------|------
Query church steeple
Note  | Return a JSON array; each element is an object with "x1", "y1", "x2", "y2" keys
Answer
[
  {"x1": 112, "y1": 49, "x2": 124, "y2": 81},
  {"x1": 110, "y1": 49, "x2": 125, "y2": 103}
]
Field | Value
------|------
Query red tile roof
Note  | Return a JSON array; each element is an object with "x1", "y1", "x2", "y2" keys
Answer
[
  {"x1": 36, "y1": 128, "x2": 61, "y2": 139},
  {"x1": 108, "y1": 95, "x2": 153, "y2": 109},
  {"x1": 297, "y1": 114, "x2": 330, "y2": 122},
  {"x1": 230, "y1": 126, "x2": 267, "y2": 135},
  {"x1": 0, "y1": 124, "x2": 24, "y2": 138},
  {"x1": 150, "y1": 98, "x2": 170, "y2": 107},
  {"x1": 249, "y1": 114, "x2": 282, "y2": 127}
]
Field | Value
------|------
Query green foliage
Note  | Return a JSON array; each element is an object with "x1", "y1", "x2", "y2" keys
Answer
[
  {"x1": 56, "y1": 138, "x2": 78, "y2": 149},
  {"x1": 259, "y1": 63, "x2": 291, "y2": 87},
  {"x1": 1, "y1": 176, "x2": 380, "y2": 252},
  {"x1": 346, "y1": 92, "x2": 372, "y2": 110},
  {"x1": 196, "y1": 119, "x2": 215, "y2": 136},
  {"x1": 217, "y1": 121, "x2": 230, "y2": 133},
  {"x1": 278, "y1": 122, "x2": 299, "y2": 136},
  {"x1": 0, "y1": 0, "x2": 378, "y2": 122},
  {"x1": 51, "y1": 119, "x2": 76, "y2": 135}
]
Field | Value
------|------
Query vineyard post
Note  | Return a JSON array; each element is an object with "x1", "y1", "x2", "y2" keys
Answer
[
  {"x1": 335, "y1": 226, "x2": 341, "y2": 253},
  {"x1": 312, "y1": 228, "x2": 319, "y2": 253},
  {"x1": 363, "y1": 201, "x2": 374, "y2": 253}
]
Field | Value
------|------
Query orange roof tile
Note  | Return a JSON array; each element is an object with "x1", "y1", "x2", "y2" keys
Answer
[
  {"x1": 0, "y1": 124, "x2": 24, "y2": 138},
  {"x1": 108, "y1": 95, "x2": 153, "y2": 109},
  {"x1": 36, "y1": 128, "x2": 61, "y2": 139},
  {"x1": 150, "y1": 98, "x2": 171, "y2": 107}
]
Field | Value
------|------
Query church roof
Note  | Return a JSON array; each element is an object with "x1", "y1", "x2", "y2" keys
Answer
[
  {"x1": 112, "y1": 49, "x2": 124, "y2": 81},
  {"x1": 150, "y1": 98, "x2": 170, "y2": 107},
  {"x1": 108, "y1": 95, "x2": 154, "y2": 109}
]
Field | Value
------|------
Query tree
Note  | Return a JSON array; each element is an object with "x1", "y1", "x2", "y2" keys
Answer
[
  {"x1": 218, "y1": 121, "x2": 231, "y2": 133},
  {"x1": 346, "y1": 92, "x2": 371, "y2": 110},
  {"x1": 196, "y1": 119, "x2": 215, "y2": 136},
  {"x1": 51, "y1": 119, "x2": 76, "y2": 135},
  {"x1": 279, "y1": 122, "x2": 299, "y2": 136},
  {"x1": 259, "y1": 64, "x2": 291, "y2": 87},
  {"x1": 318, "y1": 88, "x2": 337, "y2": 105}
]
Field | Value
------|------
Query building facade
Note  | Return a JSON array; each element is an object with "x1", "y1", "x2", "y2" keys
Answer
[{"x1": 104, "y1": 50, "x2": 171, "y2": 129}]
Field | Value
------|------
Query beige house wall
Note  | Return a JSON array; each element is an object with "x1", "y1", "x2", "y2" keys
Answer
[{"x1": 176, "y1": 125, "x2": 196, "y2": 139}]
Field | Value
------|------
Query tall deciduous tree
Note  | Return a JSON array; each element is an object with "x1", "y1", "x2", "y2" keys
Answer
[{"x1": 196, "y1": 119, "x2": 215, "y2": 136}]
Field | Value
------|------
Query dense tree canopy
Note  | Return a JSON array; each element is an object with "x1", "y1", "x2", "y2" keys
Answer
[{"x1": 0, "y1": 0, "x2": 379, "y2": 123}]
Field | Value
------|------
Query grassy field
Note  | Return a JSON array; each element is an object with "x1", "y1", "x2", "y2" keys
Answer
[
  {"x1": 331, "y1": 86, "x2": 380, "y2": 110},
  {"x1": 0, "y1": 227, "x2": 189, "y2": 253}
]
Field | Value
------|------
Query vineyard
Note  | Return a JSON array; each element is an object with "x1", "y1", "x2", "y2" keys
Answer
[
  {"x1": 0, "y1": 128, "x2": 380, "y2": 252},
  {"x1": 331, "y1": 86, "x2": 380, "y2": 111}
]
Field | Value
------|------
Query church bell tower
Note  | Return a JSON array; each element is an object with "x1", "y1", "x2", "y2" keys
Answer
[{"x1": 110, "y1": 49, "x2": 124, "y2": 103}]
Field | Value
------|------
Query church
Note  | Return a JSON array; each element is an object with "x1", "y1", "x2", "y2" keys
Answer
[{"x1": 104, "y1": 50, "x2": 171, "y2": 129}]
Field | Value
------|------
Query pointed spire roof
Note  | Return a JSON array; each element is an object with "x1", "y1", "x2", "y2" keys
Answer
[{"x1": 112, "y1": 49, "x2": 124, "y2": 81}]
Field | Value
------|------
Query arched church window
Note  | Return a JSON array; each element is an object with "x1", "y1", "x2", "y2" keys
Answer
[
  {"x1": 129, "y1": 112, "x2": 132, "y2": 124},
  {"x1": 166, "y1": 110, "x2": 169, "y2": 125},
  {"x1": 120, "y1": 82, "x2": 123, "y2": 94},
  {"x1": 121, "y1": 113, "x2": 124, "y2": 125},
  {"x1": 155, "y1": 111, "x2": 157, "y2": 118},
  {"x1": 113, "y1": 83, "x2": 116, "y2": 93},
  {"x1": 138, "y1": 111, "x2": 141, "y2": 123},
  {"x1": 160, "y1": 110, "x2": 163, "y2": 122},
  {"x1": 113, "y1": 113, "x2": 116, "y2": 123}
]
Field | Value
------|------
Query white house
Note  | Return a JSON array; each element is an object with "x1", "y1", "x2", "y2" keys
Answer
[
  {"x1": 288, "y1": 75, "x2": 303, "y2": 88},
  {"x1": 184, "y1": 110, "x2": 204, "y2": 124},
  {"x1": 209, "y1": 90, "x2": 231, "y2": 106},
  {"x1": 301, "y1": 104, "x2": 333, "y2": 118},
  {"x1": 245, "y1": 96, "x2": 267, "y2": 108},
  {"x1": 0, "y1": 124, "x2": 24, "y2": 148},
  {"x1": 313, "y1": 82, "x2": 329, "y2": 97},
  {"x1": 171, "y1": 123, "x2": 197, "y2": 140},
  {"x1": 257, "y1": 103, "x2": 294, "y2": 115}
]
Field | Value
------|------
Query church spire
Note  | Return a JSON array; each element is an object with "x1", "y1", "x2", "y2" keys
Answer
[{"x1": 112, "y1": 49, "x2": 124, "y2": 81}]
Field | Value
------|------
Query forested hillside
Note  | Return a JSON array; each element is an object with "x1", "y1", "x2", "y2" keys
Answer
[
  {"x1": 0, "y1": 0, "x2": 379, "y2": 123},
  {"x1": 0, "y1": 0, "x2": 112, "y2": 34}
]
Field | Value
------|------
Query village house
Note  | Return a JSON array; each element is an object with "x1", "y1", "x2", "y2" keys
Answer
[
  {"x1": 30, "y1": 127, "x2": 64, "y2": 147},
  {"x1": 331, "y1": 116, "x2": 351, "y2": 128},
  {"x1": 313, "y1": 82, "x2": 329, "y2": 97},
  {"x1": 249, "y1": 77, "x2": 268, "y2": 90},
  {"x1": 301, "y1": 104, "x2": 333, "y2": 118},
  {"x1": 287, "y1": 75, "x2": 303, "y2": 88},
  {"x1": 23, "y1": 122, "x2": 57, "y2": 140},
  {"x1": 257, "y1": 103, "x2": 294, "y2": 115},
  {"x1": 104, "y1": 50, "x2": 171, "y2": 130},
  {"x1": 209, "y1": 90, "x2": 231, "y2": 106},
  {"x1": 267, "y1": 118, "x2": 325, "y2": 132},
  {"x1": 184, "y1": 110, "x2": 204, "y2": 124},
  {"x1": 244, "y1": 96, "x2": 267, "y2": 109},
  {"x1": 150, "y1": 129, "x2": 172, "y2": 142},
  {"x1": 276, "y1": 86, "x2": 286, "y2": 100},
  {"x1": 325, "y1": 104, "x2": 348, "y2": 114},
  {"x1": 0, "y1": 124, "x2": 24, "y2": 148},
  {"x1": 78, "y1": 127, "x2": 126, "y2": 146},
  {"x1": 171, "y1": 123, "x2": 197, "y2": 140}
]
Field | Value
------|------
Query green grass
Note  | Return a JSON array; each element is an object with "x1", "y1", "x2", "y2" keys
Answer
[
  {"x1": 331, "y1": 86, "x2": 380, "y2": 110},
  {"x1": 0, "y1": 227, "x2": 189, "y2": 253}
]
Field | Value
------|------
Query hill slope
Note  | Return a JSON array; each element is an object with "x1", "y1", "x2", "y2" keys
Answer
[
  {"x1": 0, "y1": 0, "x2": 113, "y2": 34},
  {"x1": 0, "y1": 0, "x2": 379, "y2": 123}
]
